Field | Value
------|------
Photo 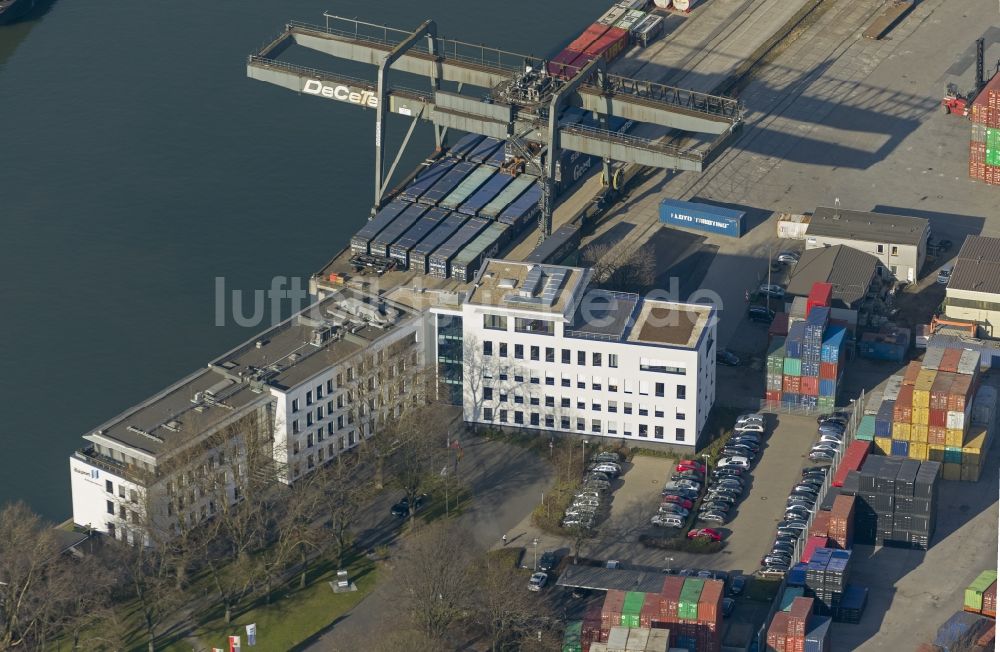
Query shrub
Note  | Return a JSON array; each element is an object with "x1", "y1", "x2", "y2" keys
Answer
[{"x1": 639, "y1": 534, "x2": 725, "y2": 554}]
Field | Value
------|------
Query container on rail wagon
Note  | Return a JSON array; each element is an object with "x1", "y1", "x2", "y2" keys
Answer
[
  {"x1": 428, "y1": 217, "x2": 490, "y2": 278},
  {"x1": 400, "y1": 158, "x2": 458, "y2": 203},
  {"x1": 458, "y1": 173, "x2": 515, "y2": 217},
  {"x1": 350, "y1": 199, "x2": 410, "y2": 255},
  {"x1": 370, "y1": 203, "x2": 428, "y2": 258},
  {"x1": 388, "y1": 208, "x2": 450, "y2": 268},
  {"x1": 409, "y1": 213, "x2": 470, "y2": 273},
  {"x1": 419, "y1": 160, "x2": 478, "y2": 206}
]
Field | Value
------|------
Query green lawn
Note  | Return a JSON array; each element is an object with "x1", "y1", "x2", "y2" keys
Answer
[{"x1": 162, "y1": 556, "x2": 377, "y2": 652}]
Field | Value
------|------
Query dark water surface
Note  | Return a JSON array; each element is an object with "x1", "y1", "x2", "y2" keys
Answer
[{"x1": 0, "y1": 0, "x2": 610, "y2": 520}]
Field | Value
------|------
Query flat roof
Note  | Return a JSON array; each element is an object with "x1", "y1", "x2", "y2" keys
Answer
[
  {"x1": 567, "y1": 289, "x2": 640, "y2": 340},
  {"x1": 786, "y1": 245, "x2": 880, "y2": 308},
  {"x1": 628, "y1": 300, "x2": 712, "y2": 348},
  {"x1": 808, "y1": 207, "x2": 929, "y2": 246},
  {"x1": 84, "y1": 288, "x2": 417, "y2": 459},
  {"x1": 949, "y1": 235, "x2": 1000, "y2": 294},
  {"x1": 467, "y1": 259, "x2": 589, "y2": 317}
]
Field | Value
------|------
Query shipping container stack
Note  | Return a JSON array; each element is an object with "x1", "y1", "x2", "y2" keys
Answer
[
  {"x1": 875, "y1": 350, "x2": 994, "y2": 481},
  {"x1": 934, "y1": 611, "x2": 996, "y2": 651},
  {"x1": 841, "y1": 455, "x2": 941, "y2": 549},
  {"x1": 965, "y1": 571, "x2": 999, "y2": 619},
  {"x1": 803, "y1": 547, "x2": 852, "y2": 616},
  {"x1": 595, "y1": 578, "x2": 723, "y2": 652},
  {"x1": 587, "y1": 626, "x2": 671, "y2": 652},
  {"x1": 765, "y1": 597, "x2": 832, "y2": 652},
  {"x1": 968, "y1": 71, "x2": 1000, "y2": 185}
]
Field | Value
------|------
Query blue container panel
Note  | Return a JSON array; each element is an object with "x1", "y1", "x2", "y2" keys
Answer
[
  {"x1": 400, "y1": 158, "x2": 458, "y2": 202},
  {"x1": 819, "y1": 379, "x2": 837, "y2": 397},
  {"x1": 419, "y1": 161, "x2": 478, "y2": 206},
  {"x1": 557, "y1": 148, "x2": 596, "y2": 192},
  {"x1": 458, "y1": 173, "x2": 515, "y2": 216},
  {"x1": 891, "y1": 440, "x2": 909, "y2": 457},
  {"x1": 485, "y1": 145, "x2": 508, "y2": 167},
  {"x1": 428, "y1": 217, "x2": 491, "y2": 278},
  {"x1": 350, "y1": 199, "x2": 411, "y2": 254},
  {"x1": 370, "y1": 203, "x2": 428, "y2": 257},
  {"x1": 409, "y1": 213, "x2": 470, "y2": 273},
  {"x1": 659, "y1": 199, "x2": 746, "y2": 238},
  {"x1": 439, "y1": 165, "x2": 496, "y2": 211},
  {"x1": 497, "y1": 183, "x2": 541, "y2": 229},
  {"x1": 467, "y1": 137, "x2": 503, "y2": 164},
  {"x1": 449, "y1": 133, "x2": 484, "y2": 159},
  {"x1": 388, "y1": 208, "x2": 450, "y2": 266},
  {"x1": 802, "y1": 361, "x2": 820, "y2": 377},
  {"x1": 481, "y1": 174, "x2": 536, "y2": 218}
]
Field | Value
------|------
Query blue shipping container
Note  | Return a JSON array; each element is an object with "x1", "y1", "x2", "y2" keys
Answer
[
  {"x1": 467, "y1": 137, "x2": 503, "y2": 164},
  {"x1": 819, "y1": 379, "x2": 837, "y2": 397},
  {"x1": 419, "y1": 161, "x2": 478, "y2": 206},
  {"x1": 875, "y1": 400, "x2": 895, "y2": 437},
  {"x1": 787, "y1": 563, "x2": 808, "y2": 587},
  {"x1": 659, "y1": 199, "x2": 746, "y2": 238},
  {"x1": 401, "y1": 158, "x2": 457, "y2": 202},
  {"x1": 822, "y1": 325, "x2": 847, "y2": 362},
  {"x1": 804, "y1": 616, "x2": 832, "y2": 652},
  {"x1": 891, "y1": 440, "x2": 909, "y2": 457},
  {"x1": 935, "y1": 611, "x2": 993, "y2": 650},
  {"x1": 449, "y1": 133, "x2": 484, "y2": 159},
  {"x1": 458, "y1": 172, "x2": 515, "y2": 217}
]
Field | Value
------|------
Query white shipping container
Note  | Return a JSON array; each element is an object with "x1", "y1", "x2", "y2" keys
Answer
[
  {"x1": 947, "y1": 410, "x2": 966, "y2": 431},
  {"x1": 626, "y1": 628, "x2": 651, "y2": 651},
  {"x1": 653, "y1": 0, "x2": 672, "y2": 8},
  {"x1": 646, "y1": 629, "x2": 670, "y2": 652},
  {"x1": 884, "y1": 375, "x2": 904, "y2": 402},
  {"x1": 777, "y1": 214, "x2": 811, "y2": 240},
  {"x1": 608, "y1": 626, "x2": 630, "y2": 650},
  {"x1": 673, "y1": 0, "x2": 695, "y2": 10}
]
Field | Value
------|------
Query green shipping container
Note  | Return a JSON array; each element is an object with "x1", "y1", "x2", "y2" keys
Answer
[
  {"x1": 679, "y1": 579, "x2": 704, "y2": 621},
  {"x1": 621, "y1": 591, "x2": 645, "y2": 628},
  {"x1": 784, "y1": 357, "x2": 802, "y2": 376},
  {"x1": 987, "y1": 149, "x2": 1000, "y2": 167},
  {"x1": 857, "y1": 415, "x2": 876, "y2": 441},
  {"x1": 965, "y1": 571, "x2": 998, "y2": 612},
  {"x1": 780, "y1": 586, "x2": 805, "y2": 611},
  {"x1": 818, "y1": 396, "x2": 836, "y2": 411},
  {"x1": 944, "y1": 447, "x2": 964, "y2": 464}
]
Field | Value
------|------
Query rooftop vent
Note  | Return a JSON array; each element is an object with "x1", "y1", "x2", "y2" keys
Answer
[
  {"x1": 255, "y1": 340, "x2": 264, "y2": 349},
  {"x1": 520, "y1": 266, "x2": 544, "y2": 297},
  {"x1": 163, "y1": 420, "x2": 182, "y2": 432},
  {"x1": 498, "y1": 277, "x2": 517, "y2": 290}
]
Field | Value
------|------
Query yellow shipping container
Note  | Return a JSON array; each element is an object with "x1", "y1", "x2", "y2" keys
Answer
[
  {"x1": 913, "y1": 390, "x2": 931, "y2": 410},
  {"x1": 963, "y1": 427, "x2": 989, "y2": 453},
  {"x1": 912, "y1": 408, "x2": 929, "y2": 426},
  {"x1": 893, "y1": 422, "x2": 911, "y2": 441},
  {"x1": 909, "y1": 442, "x2": 929, "y2": 460},
  {"x1": 911, "y1": 424, "x2": 929, "y2": 442},
  {"x1": 928, "y1": 445, "x2": 946, "y2": 462},
  {"x1": 945, "y1": 428, "x2": 965, "y2": 448},
  {"x1": 874, "y1": 437, "x2": 892, "y2": 455},
  {"x1": 961, "y1": 464, "x2": 982, "y2": 482},
  {"x1": 916, "y1": 368, "x2": 938, "y2": 386},
  {"x1": 943, "y1": 462, "x2": 962, "y2": 481}
]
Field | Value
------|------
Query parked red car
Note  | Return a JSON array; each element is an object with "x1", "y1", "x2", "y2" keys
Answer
[
  {"x1": 678, "y1": 460, "x2": 707, "y2": 472},
  {"x1": 687, "y1": 528, "x2": 723, "y2": 542},
  {"x1": 662, "y1": 495, "x2": 694, "y2": 510}
]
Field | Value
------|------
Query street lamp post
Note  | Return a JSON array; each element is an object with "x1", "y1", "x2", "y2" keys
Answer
[
  {"x1": 533, "y1": 537, "x2": 539, "y2": 570},
  {"x1": 583, "y1": 440, "x2": 588, "y2": 470},
  {"x1": 665, "y1": 556, "x2": 674, "y2": 574}
]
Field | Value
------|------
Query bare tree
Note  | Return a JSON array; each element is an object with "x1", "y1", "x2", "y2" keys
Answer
[
  {"x1": 384, "y1": 402, "x2": 454, "y2": 527},
  {"x1": 394, "y1": 521, "x2": 478, "y2": 641},
  {"x1": 471, "y1": 556, "x2": 552, "y2": 652},
  {"x1": 582, "y1": 241, "x2": 657, "y2": 292},
  {"x1": 317, "y1": 453, "x2": 374, "y2": 567},
  {"x1": 117, "y1": 533, "x2": 182, "y2": 652}
]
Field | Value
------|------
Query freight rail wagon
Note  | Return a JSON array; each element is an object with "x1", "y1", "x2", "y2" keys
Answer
[
  {"x1": 419, "y1": 161, "x2": 478, "y2": 206},
  {"x1": 497, "y1": 182, "x2": 541, "y2": 231},
  {"x1": 428, "y1": 217, "x2": 490, "y2": 278},
  {"x1": 449, "y1": 133, "x2": 484, "y2": 159},
  {"x1": 408, "y1": 212, "x2": 469, "y2": 273},
  {"x1": 525, "y1": 223, "x2": 581, "y2": 265},
  {"x1": 450, "y1": 223, "x2": 512, "y2": 283},
  {"x1": 350, "y1": 199, "x2": 410, "y2": 256},
  {"x1": 370, "y1": 203, "x2": 428, "y2": 258},
  {"x1": 388, "y1": 208, "x2": 450, "y2": 269},
  {"x1": 458, "y1": 171, "x2": 515, "y2": 216},
  {"x1": 466, "y1": 137, "x2": 503, "y2": 165},
  {"x1": 400, "y1": 158, "x2": 457, "y2": 203},
  {"x1": 659, "y1": 198, "x2": 746, "y2": 238},
  {"x1": 440, "y1": 165, "x2": 495, "y2": 211},
  {"x1": 481, "y1": 174, "x2": 536, "y2": 219}
]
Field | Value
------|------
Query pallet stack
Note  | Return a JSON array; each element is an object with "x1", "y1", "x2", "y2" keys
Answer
[{"x1": 969, "y1": 72, "x2": 1000, "y2": 185}]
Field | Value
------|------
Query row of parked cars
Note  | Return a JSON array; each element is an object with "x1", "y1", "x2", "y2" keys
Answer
[
  {"x1": 561, "y1": 452, "x2": 624, "y2": 530},
  {"x1": 808, "y1": 412, "x2": 850, "y2": 463},
  {"x1": 701, "y1": 412, "x2": 768, "y2": 525},
  {"x1": 759, "y1": 465, "x2": 829, "y2": 574},
  {"x1": 653, "y1": 458, "x2": 710, "y2": 528}
]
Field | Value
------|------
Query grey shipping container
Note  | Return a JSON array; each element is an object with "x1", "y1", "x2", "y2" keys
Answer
[
  {"x1": 497, "y1": 183, "x2": 541, "y2": 231},
  {"x1": 350, "y1": 199, "x2": 410, "y2": 255},
  {"x1": 419, "y1": 161, "x2": 478, "y2": 206},
  {"x1": 370, "y1": 203, "x2": 428, "y2": 258},
  {"x1": 659, "y1": 198, "x2": 746, "y2": 238},
  {"x1": 450, "y1": 223, "x2": 512, "y2": 283},
  {"x1": 388, "y1": 208, "x2": 450, "y2": 268},
  {"x1": 440, "y1": 165, "x2": 496, "y2": 211},
  {"x1": 481, "y1": 174, "x2": 536, "y2": 219},
  {"x1": 467, "y1": 137, "x2": 503, "y2": 164},
  {"x1": 409, "y1": 213, "x2": 469, "y2": 273},
  {"x1": 400, "y1": 158, "x2": 457, "y2": 203},
  {"x1": 525, "y1": 223, "x2": 581, "y2": 264},
  {"x1": 449, "y1": 133, "x2": 484, "y2": 159},
  {"x1": 429, "y1": 217, "x2": 490, "y2": 278},
  {"x1": 459, "y1": 172, "x2": 515, "y2": 216}
]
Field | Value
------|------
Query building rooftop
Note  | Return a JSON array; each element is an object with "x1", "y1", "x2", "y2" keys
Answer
[
  {"x1": 467, "y1": 260, "x2": 589, "y2": 317},
  {"x1": 627, "y1": 300, "x2": 713, "y2": 348},
  {"x1": 786, "y1": 245, "x2": 881, "y2": 308},
  {"x1": 948, "y1": 235, "x2": 1000, "y2": 294},
  {"x1": 808, "y1": 207, "x2": 929, "y2": 246},
  {"x1": 83, "y1": 288, "x2": 417, "y2": 461},
  {"x1": 566, "y1": 290, "x2": 640, "y2": 341}
]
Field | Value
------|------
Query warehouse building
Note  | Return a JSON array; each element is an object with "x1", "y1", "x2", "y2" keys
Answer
[
  {"x1": 70, "y1": 288, "x2": 430, "y2": 544},
  {"x1": 804, "y1": 207, "x2": 929, "y2": 283},
  {"x1": 453, "y1": 259, "x2": 717, "y2": 448},
  {"x1": 943, "y1": 235, "x2": 1000, "y2": 338},
  {"x1": 784, "y1": 245, "x2": 888, "y2": 331}
]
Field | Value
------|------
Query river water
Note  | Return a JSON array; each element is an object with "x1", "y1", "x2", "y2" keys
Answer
[{"x1": 0, "y1": 0, "x2": 612, "y2": 521}]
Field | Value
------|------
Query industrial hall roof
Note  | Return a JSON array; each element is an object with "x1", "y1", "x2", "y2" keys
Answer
[
  {"x1": 786, "y1": 245, "x2": 881, "y2": 308},
  {"x1": 808, "y1": 207, "x2": 929, "y2": 246},
  {"x1": 948, "y1": 235, "x2": 1000, "y2": 295}
]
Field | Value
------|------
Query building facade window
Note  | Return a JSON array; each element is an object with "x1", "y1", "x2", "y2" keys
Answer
[{"x1": 483, "y1": 314, "x2": 508, "y2": 330}]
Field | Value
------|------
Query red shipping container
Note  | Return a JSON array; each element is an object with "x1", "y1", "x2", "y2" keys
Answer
[
  {"x1": 698, "y1": 580, "x2": 724, "y2": 623},
  {"x1": 809, "y1": 511, "x2": 831, "y2": 538},
  {"x1": 833, "y1": 440, "x2": 871, "y2": 487},
  {"x1": 930, "y1": 373, "x2": 954, "y2": 410},
  {"x1": 903, "y1": 361, "x2": 922, "y2": 386},
  {"x1": 765, "y1": 390, "x2": 782, "y2": 404},
  {"x1": 807, "y1": 282, "x2": 833, "y2": 315},
  {"x1": 639, "y1": 593, "x2": 664, "y2": 628},
  {"x1": 893, "y1": 399, "x2": 913, "y2": 424},
  {"x1": 984, "y1": 581, "x2": 997, "y2": 618},
  {"x1": 829, "y1": 494, "x2": 856, "y2": 548},
  {"x1": 928, "y1": 408, "x2": 948, "y2": 428},
  {"x1": 896, "y1": 384, "x2": 914, "y2": 408},
  {"x1": 601, "y1": 589, "x2": 625, "y2": 631},
  {"x1": 819, "y1": 362, "x2": 838, "y2": 380},
  {"x1": 583, "y1": 26, "x2": 629, "y2": 63},
  {"x1": 546, "y1": 48, "x2": 584, "y2": 78},
  {"x1": 787, "y1": 597, "x2": 813, "y2": 637},
  {"x1": 767, "y1": 612, "x2": 791, "y2": 646},
  {"x1": 661, "y1": 576, "x2": 684, "y2": 619},
  {"x1": 949, "y1": 375, "x2": 974, "y2": 412},
  {"x1": 769, "y1": 312, "x2": 790, "y2": 337},
  {"x1": 928, "y1": 426, "x2": 947, "y2": 446},
  {"x1": 801, "y1": 536, "x2": 829, "y2": 563},
  {"x1": 800, "y1": 376, "x2": 819, "y2": 396},
  {"x1": 566, "y1": 23, "x2": 609, "y2": 55},
  {"x1": 784, "y1": 375, "x2": 801, "y2": 394}
]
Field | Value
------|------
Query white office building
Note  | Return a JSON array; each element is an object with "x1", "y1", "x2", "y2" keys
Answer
[
  {"x1": 70, "y1": 288, "x2": 429, "y2": 543},
  {"x1": 452, "y1": 260, "x2": 717, "y2": 448}
]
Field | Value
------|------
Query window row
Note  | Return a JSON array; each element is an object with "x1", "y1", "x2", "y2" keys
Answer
[
  {"x1": 479, "y1": 374, "x2": 687, "y2": 399},
  {"x1": 479, "y1": 408, "x2": 686, "y2": 441},
  {"x1": 482, "y1": 341, "x2": 618, "y2": 368},
  {"x1": 480, "y1": 390, "x2": 687, "y2": 418}
]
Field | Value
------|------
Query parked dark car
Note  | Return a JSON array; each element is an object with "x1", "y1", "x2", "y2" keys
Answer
[
  {"x1": 391, "y1": 494, "x2": 428, "y2": 517},
  {"x1": 748, "y1": 305, "x2": 775, "y2": 323},
  {"x1": 717, "y1": 349, "x2": 740, "y2": 366},
  {"x1": 537, "y1": 550, "x2": 559, "y2": 572}
]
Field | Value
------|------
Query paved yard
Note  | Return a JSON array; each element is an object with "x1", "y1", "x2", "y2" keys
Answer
[{"x1": 594, "y1": 454, "x2": 677, "y2": 560}]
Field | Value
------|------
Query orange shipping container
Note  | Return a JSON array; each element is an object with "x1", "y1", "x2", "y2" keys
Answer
[
  {"x1": 661, "y1": 576, "x2": 684, "y2": 619},
  {"x1": 784, "y1": 376, "x2": 801, "y2": 394},
  {"x1": 809, "y1": 511, "x2": 831, "y2": 538},
  {"x1": 928, "y1": 426, "x2": 947, "y2": 445},
  {"x1": 765, "y1": 390, "x2": 782, "y2": 404},
  {"x1": 940, "y1": 348, "x2": 963, "y2": 373},
  {"x1": 829, "y1": 494, "x2": 856, "y2": 548},
  {"x1": 896, "y1": 385, "x2": 914, "y2": 408},
  {"x1": 698, "y1": 580, "x2": 724, "y2": 623},
  {"x1": 800, "y1": 376, "x2": 819, "y2": 396},
  {"x1": 948, "y1": 375, "x2": 974, "y2": 412},
  {"x1": 903, "y1": 361, "x2": 922, "y2": 386},
  {"x1": 820, "y1": 362, "x2": 838, "y2": 380},
  {"x1": 929, "y1": 408, "x2": 948, "y2": 428},
  {"x1": 787, "y1": 597, "x2": 813, "y2": 637}
]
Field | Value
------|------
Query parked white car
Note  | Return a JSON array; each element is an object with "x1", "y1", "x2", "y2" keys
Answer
[
  {"x1": 651, "y1": 514, "x2": 685, "y2": 528},
  {"x1": 735, "y1": 423, "x2": 764, "y2": 433},
  {"x1": 717, "y1": 456, "x2": 750, "y2": 469}
]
